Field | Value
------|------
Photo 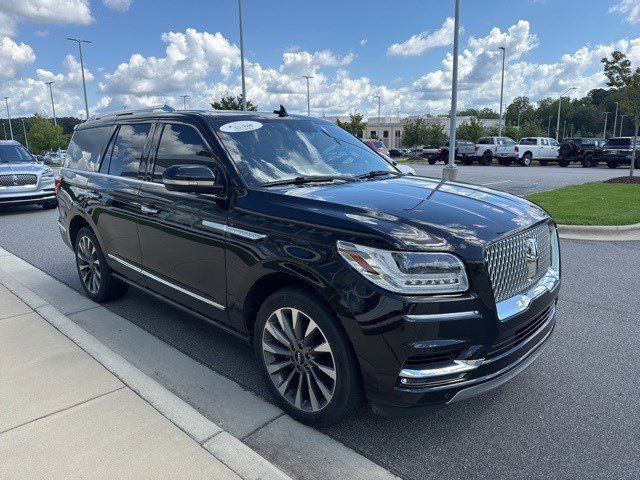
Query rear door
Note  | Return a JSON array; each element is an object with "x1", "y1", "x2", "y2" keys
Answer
[{"x1": 137, "y1": 121, "x2": 229, "y2": 322}]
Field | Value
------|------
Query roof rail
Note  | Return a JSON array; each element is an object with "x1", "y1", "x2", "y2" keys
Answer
[{"x1": 89, "y1": 104, "x2": 176, "y2": 121}]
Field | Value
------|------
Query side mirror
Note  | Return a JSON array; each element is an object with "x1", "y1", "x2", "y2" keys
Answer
[{"x1": 162, "y1": 164, "x2": 223, "y2": 194}]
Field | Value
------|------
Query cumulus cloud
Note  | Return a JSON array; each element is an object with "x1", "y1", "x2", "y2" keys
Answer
[
  {"x1": 102, "y1": 0, "x2": 132, "y2": 12},
  {"x1": 0, "y1": 37, "x2": 35, "y2": 79},
  {"x1": 387, "y1": 17, "x2": 455, "y2": 56},
  {"x1": 610, "y1": 0, "x2": 640, "y2": 24},
  {"x1": 0, "y1": 0, "x2": 93, "y2": 25},
  {"x1": 360, "y1": 39, "x2": 368, "y2": 46},
  {"x1": 0, "y1": 12, "x2": 17, "y2": 37}
]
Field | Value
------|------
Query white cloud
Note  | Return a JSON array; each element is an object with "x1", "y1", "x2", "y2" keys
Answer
[
  {"x1": 34, "y1": 30, "x2": 49, "y2": 37},
  {"x1": 610, "y1": 0, "x2": 640, "y2": 24},
  {"x1": 0, "y1": 12, "x2": 17, "y2": 37},
  {"x1": 0, "y1": 0, "x2": 93, "y2": 25},
  {"x1": 387, "y1": 17, "x2": 455, "y2": 56},
  {"x1": 0, "y1": 37, "x2": 35, "y2": 79},
  {"x1": 102, "y1": 0, "x2": 132, "y2": 12},
  {"x1": 360, "y1": 39, "x2": 367, "y2": 46}
]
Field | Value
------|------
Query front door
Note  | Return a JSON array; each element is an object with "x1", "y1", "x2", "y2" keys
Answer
[{"x1": 137, "y1": 121, "x2": 229, "y2": 323}]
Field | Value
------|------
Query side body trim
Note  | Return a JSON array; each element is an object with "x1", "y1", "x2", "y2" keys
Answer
[{"x1": 201, "y1": 220, "x2": 266, "y2": 241}]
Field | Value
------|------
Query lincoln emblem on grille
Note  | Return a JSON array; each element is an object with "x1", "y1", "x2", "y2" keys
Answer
[
  {"x1": 525, "y1": 237, "x2": 539, "y2": 280},
  {"x1": 12, "y1": 174, "x2": 18, "y2": 186}
]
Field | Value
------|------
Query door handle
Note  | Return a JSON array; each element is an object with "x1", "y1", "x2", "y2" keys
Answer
[{"x1": 140, "y1": 204, "x2": 160, "y2": 215}]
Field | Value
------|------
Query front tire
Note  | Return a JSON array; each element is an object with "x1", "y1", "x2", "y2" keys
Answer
[
  {"x1": 254, "y1": 287, "x2": 362, "y2": 426},
  {"x1": 427, "y1": 158, "x2": 437, "y2": 165},
  {"x1": 607, "y1": 161, "x2": 619, "y2": 169},
  {"x1": 75, "y1": 227, "x2": 128, "y2": 303},
  {"x1": 558, "y1": 159, "x2": 570, "y2": 168},
  {"x1": 581, "y1": 154, "x2": 595, "y2": 168}
]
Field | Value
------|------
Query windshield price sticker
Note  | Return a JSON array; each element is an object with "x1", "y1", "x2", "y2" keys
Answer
[{"x1": 220, "y1": 121, "x2": 263, "y2": 133}]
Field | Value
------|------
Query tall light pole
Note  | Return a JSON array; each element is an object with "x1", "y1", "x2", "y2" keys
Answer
[
  {"x1": 612, "y1": 101, "x2": 619, "y2": 137},
  {"x1": 620, "y1": 115, "x2": 626, "y2": 136},
  {"x1": 180, "y1": 94, "x2": 188, "y2": 110},
  {"x1": 547, "y1": 115, "x2": 553, "y2": 138},
  {"x1": 45, "y1": 81, "x2": 57, "y2": 126},
  {"x1": 603, "y1": 111, "x2": 610, "y2": 139},
  {"x1": 21, "y1": 118, "x2": 29, "y2": 151},
  {"x1": 374, "y1": 94, "x2": 381, "y2": 139},
  {"x1": 562, "y1": 120, "x2": 567, "y2": 140},
  {"x1": 302, "y1": 75, "x2": 313, "y2": 116},
  {"x1": 3, "y1": 97, "x2": 13, "y2": 140},
  {"x1": 237, "y1": 0, "x2": 247, "y2": 111},
  {"x1": 498, "y1": 46, "x2": 506, "y2": 137},
  {"x1": 555, "y1": 86, "x2": 576, "y2": 141},
  {"x1": 67, "y1": 38, "x2": 91, "y2": 120},
  {"x1": 444, "y1": 0, "x2": 461, "y2": 181}
]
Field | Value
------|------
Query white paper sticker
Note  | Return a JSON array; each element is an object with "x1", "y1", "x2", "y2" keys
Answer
[{"x1": 219, "y1": 121, "x2": 263, "y2": 133}]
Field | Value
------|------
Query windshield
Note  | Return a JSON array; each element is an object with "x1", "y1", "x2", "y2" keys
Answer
[
  {"x1": 0, "y1": 144, "x2": 34, "y2": 164},
  {"x1": 213, "y1": 118, "x2": 396, "y2": 186}
]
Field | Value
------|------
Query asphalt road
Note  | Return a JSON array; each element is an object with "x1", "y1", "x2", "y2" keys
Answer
[
  {"x1": 1, "y1": 202, "x2": 638, "y2": 479},
  {"x1": 406, "y1": 161, "x2": 626, "y2": 195}
]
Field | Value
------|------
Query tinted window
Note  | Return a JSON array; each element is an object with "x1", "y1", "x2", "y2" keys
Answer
[
  {"x1": 65, "y1": 126, "x2": 112, "y2": 172},
  {"x1": 520, "y1": 138, "x2": 537, "y2": 145},
  {"x1": 477, "y1": 137, "x2": 493, "y2": 144},
  {"x1": 152, "y1": 123, "x2": 213, "y2": 183},
  {"x1": 549, "y1": 139, "x2": 559, "y2": 146},
  {"x1": 605, "y1": 138, "x2": 631, "y2": 148},
  {"x1": 106, "y1": 123, "x2": 151, "y2": 178},
  {"x1": 0, "y1": 143, "x2": 33, "y2": 164}
]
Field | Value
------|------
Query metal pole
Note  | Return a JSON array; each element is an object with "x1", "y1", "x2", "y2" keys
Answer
[
  {"x1": 3, "y1": 97, "x2": 13, "y2": 140},
  {"x1": 562, "y1": 121, "x2": 566, "y2": 140},
  {"x1": 603, "y1": 112, "x2": 609, "y2": 139},
  {"x1": 547, "y1": 116, "x2": 552, "y2": 138},
  {"x1": 517, "y1": 112, "x2": 521, "y2": 129},
  {"x1": 570, "y1": 123, "x2": 573, "y2": 137},
  {"x1": 444, "y1": 0, "x2": 461, "y2": 181},
  {"x1": 238, "y1": 0, "x2": 247, "y2": 111},
  {"x1": 180, "y1": 94, "x2": 188, "y2": 110},
  {"x1": 302, "y1": 76, "x2": 312, "y2": 116},
  {"x1": 46, "y1": 81, "x2": 57, "y2": 126},
  {"x1": 2, "y1": 122, "x2": 6, "y2": 140},
  {"x1": 556, "y1": 87, "x2": 575, "y2": 141},
  {"x1": 21, "y1": 118, "x2": 29, "y2": 151},
  {"x1": 613, "y1": 102, "x2": 619, "y2": 137},
  {"x1": 374, "y1": 94, "x2": 381, "y2": 139},
  {"x1": 67, "y1": 38, "x2": 91, "y2": 120},
  {"x1": 498, "y1": 46, "x2": 506, "y2": 137},
  {"x1": 620, "y1": 115, "x2": 626, "y2": 136}
]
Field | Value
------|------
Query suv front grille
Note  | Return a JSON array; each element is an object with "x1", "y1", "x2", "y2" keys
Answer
[
  {"x1": 0, "y1": 174, "x2": 37, "y2": 187},
  {"x1": 487, "y1": 304, "x2": 554, "y2": 358},
  {"x1": 484, "y1": 223, "x2": 552, "y2": 303}
]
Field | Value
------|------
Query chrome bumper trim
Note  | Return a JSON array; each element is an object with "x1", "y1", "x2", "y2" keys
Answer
[
  {"x1": 405, "y1": 310, "x2": 481, "y2": 322},
  {"x1": 0, "y1": 194, "x2": 56, "y2": 205},
  {"x1": 399, "y1": 358, "x2": 485, "y2": 379},
  {"x1": 496, "y1": 268, "x2": 560, "y2": 321},
  {"x1": 57, "y1": 221, "x2": 67, "y2": 233}
]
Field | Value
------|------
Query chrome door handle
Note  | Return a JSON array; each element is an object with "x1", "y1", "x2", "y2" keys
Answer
[{"x1": 140, "y1": 205, "x2": 159, "y2": 215}]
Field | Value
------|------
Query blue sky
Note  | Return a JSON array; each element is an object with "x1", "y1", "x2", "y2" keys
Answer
[{"x1": 1, "y1": 0, "x2": 639, "y2": 118}]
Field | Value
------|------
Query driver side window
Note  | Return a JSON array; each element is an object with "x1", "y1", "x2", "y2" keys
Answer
[{"x1": 152, "y1": 123, "x2": 213, "y2": 183}]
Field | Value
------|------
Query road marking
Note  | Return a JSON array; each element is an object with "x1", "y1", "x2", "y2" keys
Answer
[{"x1": 481, "y1": 180, "x2": 512, "y2": 186}]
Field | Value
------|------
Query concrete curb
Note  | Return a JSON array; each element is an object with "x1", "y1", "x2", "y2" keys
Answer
[
  {"x1": 558, "y1": 222, "x2": 640, "y2": 241},
  {"x1": 0, "y1": 267, "x2": 291, "y2": 480}
]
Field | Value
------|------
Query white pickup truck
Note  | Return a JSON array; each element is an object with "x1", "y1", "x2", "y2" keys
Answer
[
  {"x1": 496, "y1": 136, "x2": 560, "y2": 166},
  {"x1": 471, "y1": 136, "x2": 516, "y2": 166}
]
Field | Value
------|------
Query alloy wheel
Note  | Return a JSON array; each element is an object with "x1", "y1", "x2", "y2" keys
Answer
[
  {"x1": 77, "y1": 235, "x2": 101, "y2": 295},
  {"x1": 261, "y1": 307, "x2": 336, "y2": 413}
]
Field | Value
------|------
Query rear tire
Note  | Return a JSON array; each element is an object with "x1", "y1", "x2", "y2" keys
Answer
[
  {"x1": 254, "y1": 286, "x2": 363, "y2": 427},
  {"x1": 606, "y1": 161, "x2": 619, "y2": 169},
  {"x1": 581, "y1": 154, "x2": 594, "y2": 168},
  {"x1": 427, "y1": 158, "x2": 437, "y2": 165},
  {"x1": 558, "y1": 159, "x2": 570, "y2": 168},
  {"x1": 74, "y1": 227, "x2": 128, "y2": 303},
  {"x1": 519, "y1": 153, "x2": 532, "y2": 167},
  {"x1": 479, "y1": 151, "x2": 493, "y2": 166},
  {"x1": 497, "y1": 158, "x2": 512, "y2": 166}
]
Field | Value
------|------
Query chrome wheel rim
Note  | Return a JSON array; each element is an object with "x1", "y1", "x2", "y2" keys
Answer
[
  {"x1": 77, "y1": 235, "x2": 101, "y2": 295},
  {"x1": 262, "y1": 307, "x2": 336, "y2": 413}
]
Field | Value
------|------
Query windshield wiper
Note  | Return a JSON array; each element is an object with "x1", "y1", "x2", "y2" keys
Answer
[
  {"x1": 261, "y1": 175, "x2": 356, "y2": 187},
  {"x1": 357, "y1": 170, "x2": 404, "y2": 180}
]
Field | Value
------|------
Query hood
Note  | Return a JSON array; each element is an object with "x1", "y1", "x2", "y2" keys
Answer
[
  {"x1": 264, "y1": 176, "x2": 549, "y2": 254},
  {"x1": 0, "y1": 162, "x2": 44, "y2": 174}
]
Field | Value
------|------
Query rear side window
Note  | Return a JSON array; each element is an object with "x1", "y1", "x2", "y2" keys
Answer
[
  {"x1": 152, "y1": 123, "x2": 213, "y2": 183},
  {"x1": 64, "y1": 126, "x2": 113, "y2": 172},
  {"x1": 520, "y1": 138, "x2": 537, "y2": 145},
  {"x1": 477, "y1": 137, "x2": 492, "y2": 144},
  {"x1": 105, "y1": 123, "x2": 152, "y2": 178}
]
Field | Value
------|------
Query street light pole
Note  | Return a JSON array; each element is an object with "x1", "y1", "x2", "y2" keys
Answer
[
  {"x1": 302, "y1": 75, "x2": 313, "y2": 116},
  {"x1": 46, "y1": 81, "x2": 57, "y2": 126},
  {"x1": 612, "y1": 102, "x2": 619, "y2": 137},
  {"x1": 67, "y1": 38, "x2": 91, "y2": 120},
  {"x1": 180, "y1": 94, "x2": 188, "y2": 110},
  {"x1": 620, "y1": 115, "x2": 626, "y2": 136},
  {"x1": 374, "y1": 94, "x2": 381, "y2": 139},
  {"x1": 3, "y1": 97, "x2": 13, "y2": 140},
  {"x1": 603, "y1": 111, "x2": 610, "y2": 139},
  {"x1": 555, "y1": 86, "x2": 576, "y2": 141},
  {"x1": 562, "y1": 120, "x2": 567, "y2": 140},
  {"x1": 443, "y1": 0, "x2": 461, "y2": 181},
  {"x1": 237, "y1": 0, "x2": 247, "y2": 111},
  {"x1": 547, "y1": 115, "x2": 552, "y2": 138},
  {"x1": 21, "y1": 118, "x2": 29, "y2": 151},
  {"x1": 498, "y1": 46, "x2": 506, "y2": 137}
]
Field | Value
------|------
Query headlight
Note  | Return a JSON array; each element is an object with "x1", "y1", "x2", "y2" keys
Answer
[
  {"x1": 337, "y1": 240, "x2": 469, "y2": 294},
  {"x1": 42, "y1": 168, "x2": 55, "y2": 178}
]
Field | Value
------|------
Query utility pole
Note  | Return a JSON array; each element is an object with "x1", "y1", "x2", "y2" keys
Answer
[
  {"x1": 3, "y1": 97, "x2": 13, "y2": 140},
  {"x1": 498, "y1": 46, "x2": 506, "y2": 137},
  {"x1": 180, "y1": 94, "x2": 188, "y2": 110},
  {"x1": 547, "y1": 115, "x2": 553, "y2": 138},
  {"x1": 237, "y1": 0, "x2": 247, "y2": 111},
  {"x1": 556, "y1": 86, "x2": 576, "y2": 141},
  {"x1": 45, "y1": 81, "x2": 57, "y2": 126},
  {"x1": 443, "y1": 0, "x2": 461, "y2": 181},
  {"x1": 67, "y1": 38, "x2": 91, "y2": 120},
  {"x1": 603, "y1": 111, "x2": 610, "y2": 139},
  {"x1": 21, "y1": 118, "x2": 29, "y2": 151},
  {"x1": 302, "y1": 75, "x2": 313, "y2": 116},
  {"x1": 613, "y1": 102, "x2": 619, "y2": 137}
]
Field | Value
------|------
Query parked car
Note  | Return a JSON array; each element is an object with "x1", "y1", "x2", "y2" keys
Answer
[
  {"x1": 0, "y1": 140, "x2": 57, "y2": 209},
  {"x1": 557, "y1": 137, "x2": 605, "y2": 167},
  {"x1": 420, "y1": 146, "x2": 440, "y2": 160},
  {"x1": 472, "y1": 136, "x2": 516, "y2": 166},
  {"x1": 496, "y1": 137, "x2": 560, "y2": 166},
  {"x1": 57, "y1": 108, "x2": 560, "y2": 426},
  {"x1": 388, "y1": 148, "x2": 404, "y2": 158},
  {"x1": 363, "y1": 139, "x2": 390, "y2": 157},
  {"x1": 601, "y1": 137, "x2": 640, "y2": 169},
  {"x1": 431, "y1": 140, "x2": 475, "y2": 165}
]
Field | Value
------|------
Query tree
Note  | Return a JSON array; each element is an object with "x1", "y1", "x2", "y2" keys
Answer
[
  {"x1": 457, "y1": 117, "x2": 485, "y2": 142},
  {"x1": 603, "y1": 50, "x2": 640, "y2": 176},
  {"x1": 211, "y1": 95, "x2": 257, "y2": 111},
  {"x1": 424, "y1": 122, "x2": 448, "y2": 147},
  {"x1": 401, "y1": 118, "x2": 447, "y2": 147},
  {"x1": 505, "y1": 96, "x2": 536, "y2": 127},
  {"x1": 27, "y1": 115, "x2": 68, "y2": 154},
  {"x1": 336, "y1": 114, "x2": 366, "y2": 138}
]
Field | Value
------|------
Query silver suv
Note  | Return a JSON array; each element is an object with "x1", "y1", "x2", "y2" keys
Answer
[{"x1": 0, "y1": 140, "x2": 57, "y2": 209}]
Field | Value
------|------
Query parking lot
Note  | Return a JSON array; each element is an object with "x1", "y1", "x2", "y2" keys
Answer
[{"x1": 1, "y1": 168, "x2": 638, "y2": 480}]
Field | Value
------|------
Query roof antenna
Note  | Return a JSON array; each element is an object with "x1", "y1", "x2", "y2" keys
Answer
[{"x1": 273, "y1": 104, "x2": 288, "y2": 117}]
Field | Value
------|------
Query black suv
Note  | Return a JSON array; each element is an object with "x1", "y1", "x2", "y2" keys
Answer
[
  {"x1": 601, "y1": 137, "x2": 640, "y2": 169},
  {"x1": 557, "y1": 137, "x2": 605, "y2": 167},
  {"x1": 57, "y1": 107, "x2": 560, "y2": 426}
]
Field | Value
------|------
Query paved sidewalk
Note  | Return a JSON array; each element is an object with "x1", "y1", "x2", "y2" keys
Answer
[{"x1": 0, "y1": 283, "x2": 287, "y2": 480}]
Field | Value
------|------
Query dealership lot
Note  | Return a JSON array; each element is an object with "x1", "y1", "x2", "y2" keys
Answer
[{"x1": 1, "y1": 191, "x2": 638, "y2": 480}]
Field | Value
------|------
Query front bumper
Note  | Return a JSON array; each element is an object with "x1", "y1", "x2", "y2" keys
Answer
[{"x1": 0, "y1": 189, "x2": 56, "y2": 205}]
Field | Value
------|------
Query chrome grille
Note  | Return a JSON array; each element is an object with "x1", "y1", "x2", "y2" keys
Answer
[
  {"x1": 0, "y1": 174, "x2": 37, "y2": 187},
  {"x1": 484, "y1": 223, "x2": 552, "y2": 303}
]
